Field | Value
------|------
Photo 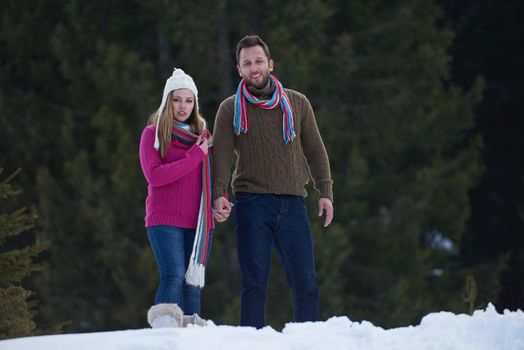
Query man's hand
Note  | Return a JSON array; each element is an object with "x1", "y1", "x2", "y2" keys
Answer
[
  {"x1": 213, "y1": 196, "x2": 233, "y2": 222},
  {"x1": 318, "y1": 198, "x2": 334, "y2": 227}
]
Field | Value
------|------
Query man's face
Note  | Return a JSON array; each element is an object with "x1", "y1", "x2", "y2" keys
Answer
[{"x1": 237, "y1": 45, "x2": 274, "y2": 89}]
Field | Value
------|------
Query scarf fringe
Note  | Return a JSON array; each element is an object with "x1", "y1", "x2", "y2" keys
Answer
[
  {"x1": 185, "y1": 261, "x2": 206, "y2": 288},
  {"x1": 186, "y1": 191, "x2": 205, "y2": 287}
]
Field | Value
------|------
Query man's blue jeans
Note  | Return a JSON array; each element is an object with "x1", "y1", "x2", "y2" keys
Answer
[
  {"x1": 234, "y1": 192, "x2": 319, "y2": 328},
  {"x1": 147, "y1": 225, "x2": 209, "y2": 315}
]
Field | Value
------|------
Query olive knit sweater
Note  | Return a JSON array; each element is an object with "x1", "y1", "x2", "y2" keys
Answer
[{"x1": 212, "y1": 84, "x2": 333, "y2": 202}]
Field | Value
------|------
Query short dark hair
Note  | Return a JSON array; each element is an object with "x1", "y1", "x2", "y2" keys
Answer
[{"x1": 235, "y1": 35, "x2": 271, "y2": 64}]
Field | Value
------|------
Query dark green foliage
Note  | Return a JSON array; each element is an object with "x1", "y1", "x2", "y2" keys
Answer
[
  {"x1": 0, "y1": 285, "x2": 35, "y2": 339},
  {"x1": 438, "y1": 0, "x2": 524, "y2": 314},
  {"x1": 0, "y1": 169, "x2": 47, "y2": 339},
  {"x1": 0, "y1": 0, "x2": 515, "y2": 333}
]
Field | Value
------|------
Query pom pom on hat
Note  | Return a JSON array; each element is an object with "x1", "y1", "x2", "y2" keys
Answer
[{"x1": 154, "y1": 68, "x2": 199, "y2": 150}]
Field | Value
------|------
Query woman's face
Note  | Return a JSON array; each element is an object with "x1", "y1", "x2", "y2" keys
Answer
[{"x1": 171, "y1": 89, "x2": 195, "y2": 123}]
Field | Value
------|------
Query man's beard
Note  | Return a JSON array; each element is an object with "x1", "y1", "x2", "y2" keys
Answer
[{"x1": 244, "y1": 74, "x2": 270, "y2": 89}]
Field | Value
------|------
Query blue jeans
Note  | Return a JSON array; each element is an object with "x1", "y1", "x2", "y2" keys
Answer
[
  {"x1": 147, "y1": 225, "x2": 211, "y2": 315},
  {"x1": 234, "y1": 192, "x2": 319, "y2": 328}
]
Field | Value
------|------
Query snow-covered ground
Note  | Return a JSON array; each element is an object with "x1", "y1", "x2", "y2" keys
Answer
[{"x1": 1, "y1": 304, "x2": 523, "y2": 350}]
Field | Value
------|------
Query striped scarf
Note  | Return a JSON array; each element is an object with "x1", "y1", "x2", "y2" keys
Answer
[
  {"x1": 171, "y1": 125, "x2": 213, "y2": 288},
  {"x1": 233, "y1": 74, "x2": 296, "y2": 144}
]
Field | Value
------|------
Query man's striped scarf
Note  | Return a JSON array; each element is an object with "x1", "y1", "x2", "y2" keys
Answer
[
  {"x1": 233, "y1": 74, "x2": 296, "y2": 144},
  {"x1": 171, "y1": 125, "x2": 213, "y2": 288}
]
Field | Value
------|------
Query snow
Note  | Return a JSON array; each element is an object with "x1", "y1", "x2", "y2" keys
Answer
[{"x1": 1, "y1": 304, "x2": 523, "y2": 350}]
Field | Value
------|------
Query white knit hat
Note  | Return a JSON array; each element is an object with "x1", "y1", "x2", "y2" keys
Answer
[{"x1": 154, "y1": 68, "x2": 199, "y2": 150}]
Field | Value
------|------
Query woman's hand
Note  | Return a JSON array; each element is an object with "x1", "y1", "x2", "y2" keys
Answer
[
  {"x1": 213, "y1": 196, "x2": 233, "y2": 222},
  {"x1": 197, "y1": 136, "x2": 209, "y2": 154}
]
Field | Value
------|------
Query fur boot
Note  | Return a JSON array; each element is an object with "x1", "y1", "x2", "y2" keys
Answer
[
  {"x1": 147, "y1": 303, "x2": 183, "y2": 328},
  {"x1": 181, "y1": 313, "x2": 207, "y2": 327}
]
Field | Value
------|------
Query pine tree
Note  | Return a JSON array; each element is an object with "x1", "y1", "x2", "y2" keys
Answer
[
  {"x1": 439, "y1": 0, "x2": 524, "y2": 313},
  {"x1": 0, "y1": 168, "x2": 47, "y2": 339},
  {"x1": 1, "y1": 1, "x2": 159, "y2": 331},
  {"x1": 0, "y1": 0, "x2": 508, "y2": 333},
  {"x1": 305, "y1": 0, "x2": 502, "y2": 326}
]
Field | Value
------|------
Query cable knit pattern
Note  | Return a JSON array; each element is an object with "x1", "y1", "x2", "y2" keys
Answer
[
  {"x1": 139, "y1": 125, "x2": 215, "y2": 229},
  {"x1": 212, "y1": 85, "x2": 333, "y2": 202}
]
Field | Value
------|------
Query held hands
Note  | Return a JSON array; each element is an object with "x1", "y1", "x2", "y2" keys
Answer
[
  {"x1": 213, "y1": 196, "x2": 233, "y2": 222},
  {"x1": 318, "y1": 198, "x2": 334, "y2": 227},
  {"x1": 212, "y1": 194, "x2": 332, "y2": 225}
]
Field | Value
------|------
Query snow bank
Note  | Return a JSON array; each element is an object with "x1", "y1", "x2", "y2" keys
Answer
[{"x1": 1, "y1": 304, "x2": 523, "y2": 350}]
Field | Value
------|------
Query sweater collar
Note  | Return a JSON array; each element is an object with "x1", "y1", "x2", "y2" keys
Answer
[{"x1": 246, "y1": 79, "x2": 276, "y2": 99}]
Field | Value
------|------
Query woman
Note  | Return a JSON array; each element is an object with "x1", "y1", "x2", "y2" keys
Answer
[{"x1": 139, "y1": 68, "x2": 213, "y2": 328}]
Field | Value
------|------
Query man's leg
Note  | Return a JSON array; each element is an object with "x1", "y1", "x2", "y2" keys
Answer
[
  {"x1": 273, "y1": 196, "x2": 319, "y2": 322},
  {"x1": 235, "y1": 192, "x2": 276, "y2": 328}
]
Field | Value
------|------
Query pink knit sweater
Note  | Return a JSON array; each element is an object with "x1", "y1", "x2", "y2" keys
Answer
[{"x1": 139, "y1": 125, "x2": 214, "y2": 229}]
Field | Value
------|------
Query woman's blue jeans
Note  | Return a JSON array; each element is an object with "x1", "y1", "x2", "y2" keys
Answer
[
  {"x1": 147, "y1": 225, "x2": 208, "y2": 315},
  {"x1": 234, "y1": 192, "x2": 319, "y2": 328}
]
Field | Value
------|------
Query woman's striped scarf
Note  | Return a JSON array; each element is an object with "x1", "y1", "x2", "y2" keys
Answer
[
  {"x1": 171, "y1": 125, "x2": 213, "y2": 288},
  {"x1": 233, "y1": 74, "x2": 296, "y2": 144}
]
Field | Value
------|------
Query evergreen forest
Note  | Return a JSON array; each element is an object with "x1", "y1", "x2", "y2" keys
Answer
[{"x1": 1, "y1": 0, "x2": 522, "y2": 336}]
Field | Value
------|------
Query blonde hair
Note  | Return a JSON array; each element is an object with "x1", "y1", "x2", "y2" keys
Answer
[{"x1": 148, "y1": 91, "x2": 207, "y2": 158}]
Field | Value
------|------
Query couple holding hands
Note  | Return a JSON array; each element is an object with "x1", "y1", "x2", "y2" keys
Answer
[{"x1": 139, "y1": 35, "x2": 334, "y2": 329}]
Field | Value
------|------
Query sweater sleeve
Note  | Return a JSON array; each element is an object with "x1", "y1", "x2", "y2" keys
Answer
[
  {"x1": 212, "y1": 98, "x2": 236, "y2": 200},
  {"x1": 139, "y1": 126, "x2": 205, "y2": 187},
  {"x1": 299, "y1": 95, "x2": 334, "y2": 202}
]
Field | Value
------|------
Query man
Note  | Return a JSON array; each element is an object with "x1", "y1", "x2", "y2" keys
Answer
[{"x1": 212, "y1": 34, "x2": 334, "y2": 328}]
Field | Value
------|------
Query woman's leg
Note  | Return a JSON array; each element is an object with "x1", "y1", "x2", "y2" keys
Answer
[
  {"x1": 182, "y1": 228, "x2": 202, "y2": 315},
  {"x1": 147, "y1": 225, "x2": 186, "y2": 305}
]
